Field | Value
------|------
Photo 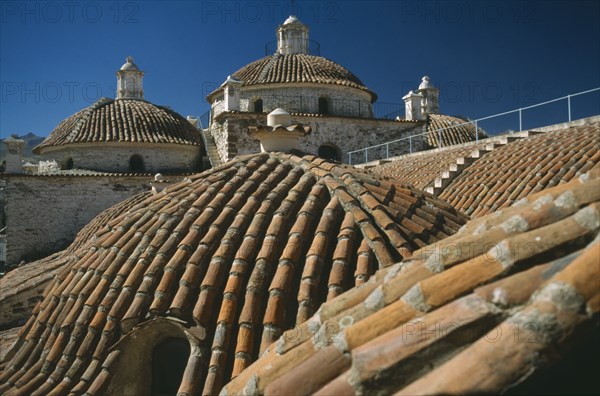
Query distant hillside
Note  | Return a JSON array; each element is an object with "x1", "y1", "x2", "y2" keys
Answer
[{"x1": 0, "y1": 133, "x2": 44, "y2": 163}]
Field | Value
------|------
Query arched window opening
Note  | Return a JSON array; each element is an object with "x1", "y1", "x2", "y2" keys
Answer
[
  {"x1": 253, "y1": 98, "x2": 263, "y2": 113},
  {"x1": 129, "y1": 154, "x2": 145, "y2": 172},
  {"x1": 151, "y1": 338, "x2": 190, "y2": 396},
  {"x1": 318, "y1": 144, "x2": 341, "y2": 162},
  {"x1": 318, "y1": 97, "x2": 330, "y2": 115},
  {"x1": 60, "y1": 157, "x2": 74, "y2": 170}
]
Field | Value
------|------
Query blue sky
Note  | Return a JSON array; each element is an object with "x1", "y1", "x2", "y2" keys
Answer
[{"x1": 1, "y1": 0, "x2": 599, "y2": 137}]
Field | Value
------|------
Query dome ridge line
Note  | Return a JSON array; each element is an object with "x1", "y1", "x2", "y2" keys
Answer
[
  {"x1": 208, "y1": 53, "x2": 377, "y2": 102},
  {"x1": 67, "y1": 98, "x2": 114, "y2": 146},
  {"x1": 258, "y1": 53, "x2": 280, "y2": 84}
]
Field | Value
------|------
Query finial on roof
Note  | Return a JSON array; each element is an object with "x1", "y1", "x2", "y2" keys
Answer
[
  {"x1": 419, "y1": 76, "x2": 431, "y2": 90},
  {"x1": 284, "y1": 15, "x2": 300, "y2": 24},
  {"x1": 126, "y1": 56, "x2": 134, "y2": 63}
]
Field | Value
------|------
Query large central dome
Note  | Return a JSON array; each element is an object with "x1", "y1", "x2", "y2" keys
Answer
[
  {"x1": 207, "y1": 16, "x2": 377, "y2": 103},
  {"x1": 219, "y1": 53, "x2": 377, "y2": 101}
]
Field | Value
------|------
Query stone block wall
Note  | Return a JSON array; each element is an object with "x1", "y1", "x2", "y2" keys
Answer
[
  {"x1": 212, "y1": 84, "x2": 374, "y2": 119},
  {"x1": 3, "y1": 174, "x2": 154, "y2": 266},
  {"x1": 210, "y1": 112, "x2": 425, "y2": 163},
  {"x1": 40, "y1": 143, "x2": 203, "y2": 173}
]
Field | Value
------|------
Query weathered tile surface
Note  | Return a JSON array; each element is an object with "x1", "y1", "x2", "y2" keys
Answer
[
  {"x1": 0, "y1": 152, "x2": 466, "y2": 396},
  {"x1": 426, "y1": 113, "x2": 488, "y2": 148},
  {"x1": 33, "y1": 98, "x2": 202, "y2": 153},
  {"x1": 221, "y1": 167, "x2": 599, "y2": 396},
  {"x1": 210, "y1": 53, "x2": 376, "y2": 100},
  {"x1": 440, "y1": 122, "x2": 599, "y2": 216}
]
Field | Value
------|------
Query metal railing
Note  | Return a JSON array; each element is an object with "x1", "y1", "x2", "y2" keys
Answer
[
  {"x1": 199, "y1": 110, "x2": 211, "y2": 129},
  {"x1": 374, "y1": 102, "x2": 405, "y2": 119},
  {"x1": 347, "y1": 87, "x2": 600, "y2": 165}
]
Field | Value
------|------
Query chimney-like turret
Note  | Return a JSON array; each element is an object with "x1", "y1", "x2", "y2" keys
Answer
[
  {"x1": 277, "y1": 15, "x2": 309, "y2": 55},
  {"x1": 417, "y1": 76, "x2": 440, "y2": 116},
  {"x1": 222, "y1": 75, "x2": 243, "y2": 111},
  {"x1": 248, "y1": 108, "x2": 311, "y2": 153},
  {"x1": 403, "y1": 90, "x2": 423, "y2": 121},
  {"x1": 116, "y1": 56, "x2": 144, "y2": 100},
  {"x1": 403, "y1": 76, "x2": 440, "y2": 120},
  {"x1": 3, "y1": 135, "x2": 25, "y2": 173}
]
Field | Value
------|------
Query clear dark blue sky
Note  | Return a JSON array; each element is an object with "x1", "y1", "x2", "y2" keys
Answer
[{"x1": 1, "y1": 0, "x2": 599, "y2": 137}]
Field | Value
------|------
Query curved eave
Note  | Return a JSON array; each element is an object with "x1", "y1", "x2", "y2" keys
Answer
[{"x1": 34, "y1": 139, "x2": 203, "y2": 155}]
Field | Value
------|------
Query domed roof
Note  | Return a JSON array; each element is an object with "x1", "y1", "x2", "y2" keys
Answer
[
  {"x1": 222, "y1": 167, "x2": 600, "y2": 396},
  {"x1": 0, "y1": 152, "x2": 468, "y2": 395},
  {"x1": 426, "y1": 113, "x2": 488, "y2": 148},
  {"x1": 120, "y1": 56, "x2": 140, "y2": 71},
  {"x1": 209, "y1": 53, "x2": 377, "y2": 101},
  {"x1": 33, "y1": 98, "x2": 202, "y2": 154}
]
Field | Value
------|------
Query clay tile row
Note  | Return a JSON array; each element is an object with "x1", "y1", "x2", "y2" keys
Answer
[
  {"x1": 439, "y1": 122, "x2": 600, "y2": 217},
  {"x1": 0, "y1": 151, "x2": 466, "y2": 396},
  {"x1": 221, "y1": 166, "x2": 599, "y2": 396},
  {"x1": 33, "y1": 99, "x2": 203, "y2": 153}
]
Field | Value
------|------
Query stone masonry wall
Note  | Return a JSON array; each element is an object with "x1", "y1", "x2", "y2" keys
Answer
[
  {"x1": 211, "y1": 84, "x2": 374, "y2": 119},
  {"x1": 3, "y1": 175, "x2": 153, "y2": 266},
  {"x1": 210, "y1": 112, "x2": 425, "y2": 163},
  {"x1": 40, "y1": 143, "x2": 202, "y2": 173}
]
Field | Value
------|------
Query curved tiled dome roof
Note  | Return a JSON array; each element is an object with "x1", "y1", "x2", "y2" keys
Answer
[
  {"x1": 427, "y1": 113, "x2": 488, "y2": 148},
  {"x1": 0, "y1": 153, "x2": 467, "y2": 396},
  {"x1": 211, "y1": 53, "x2": 377, "y2": 101},
  {"x1": 371, "y1": 120, "x2": 599, "y2": 218},
  {"x1": 440, "y1": 122, "x2": 600, "y2": 216},
  {"x1": 373, "y1": 140, "x2": 493, "y2": 189},
  {"x1": 222, "y1": 168, "x2": 600, "y2": 395},
  {"x1": 33, "y1": 98, "x2": 202, "y2": 154}
]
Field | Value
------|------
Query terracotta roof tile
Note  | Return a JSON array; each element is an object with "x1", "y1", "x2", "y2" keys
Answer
[
  {"x1": 208, "y1": 54, "x2": 377, "y2": 101},
  {"x1": 371, "y1": 140, "x2": 495, "y2": 189},
  {"x1": 426, "y1": 113, "x2": 488, "y2": 148},
  {"x1": 0, "y1": 152, "x2": 466, "y2": 395},
  {"x1": 439, "y1": 122, "x2": 600, "y2": 216},
  {"x1": 33, "y1": 98, "x2": 202, "y2": 154},
  {"x1": 221, "y1": 167, "x2": 599, "y2": 396},
  {"x1": 372, "y1": 121, "x2": 599, "y2": 219}
]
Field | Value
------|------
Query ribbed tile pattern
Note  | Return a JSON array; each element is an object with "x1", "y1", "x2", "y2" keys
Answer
[
  {"x1": 216, "y1": 53, "x2": 376, "y2": 100},
  {"x1": 426, "y1": 113, "x2": 487, "y2": 148},
  {"x1": 33, "y1": 98, "x2": 202, "y2": 153},
  {"x1": 372, "y1": 141, "x2": 492, "y2": 189},
  {"x1": 439, "y1": 122, "x2": 600, "y2": 217},
  {"x1": 0, "y1": 328, "x2": 21, "y2": 362},
  {"x1": 0, "y1": 153, "x2": 466, "y2": 396},
  {"x1": 221, "y1": 166, "x2": 600, "y2": 396},
  {"x1": 66, "y1": 192, "x2": 152, "y2": 254}
]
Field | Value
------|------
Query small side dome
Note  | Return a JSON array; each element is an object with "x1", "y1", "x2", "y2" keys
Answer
[
  {"x1": 120, "y1": 56, "x2": 140, "y2": 71},
  {"x1": 419, "y1": 76, "x2": 431, "y2": 90}
]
